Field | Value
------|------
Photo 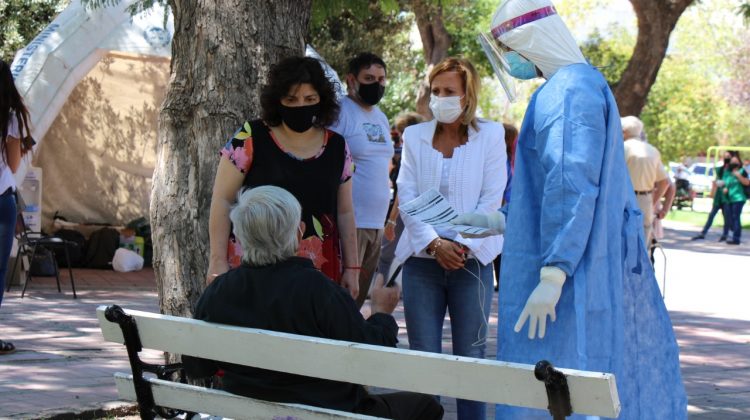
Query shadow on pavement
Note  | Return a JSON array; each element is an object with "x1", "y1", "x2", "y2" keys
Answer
[
  {"x1": 671, "y1": 310, "x2": 750, "y2": 419},
  {"x1": 657, "y1": 222, "x2": 750, "y2": 257}
]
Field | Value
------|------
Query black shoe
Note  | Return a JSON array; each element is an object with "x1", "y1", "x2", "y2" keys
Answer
[
  {"x1": 718, "y1": 236, "x2": 727, "y2": 242},
  {"x1": 727, "y1": 239, "x2": 740, "y2": 245},
  {"x1": 691, "y1": 234, "x2": 705, "y2": 240}
]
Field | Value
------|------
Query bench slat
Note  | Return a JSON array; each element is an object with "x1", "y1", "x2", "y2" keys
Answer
[
  {"x1": 114, "y1": 373, "x2": 382, "y2": 419},
  {"x1": 98, "y1": 306, "x2": 620, "y2": 418}
]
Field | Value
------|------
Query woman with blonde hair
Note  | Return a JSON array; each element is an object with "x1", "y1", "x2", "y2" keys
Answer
[{"x1": 396, "y1": 57, "x2": 506, "y2": 420}]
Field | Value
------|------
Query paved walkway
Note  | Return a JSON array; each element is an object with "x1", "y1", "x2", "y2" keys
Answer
[{"x1": 0, "y1": 221, "x2": 749, "y2": 419}]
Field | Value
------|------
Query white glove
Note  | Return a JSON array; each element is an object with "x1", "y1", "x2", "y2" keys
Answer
[
  {"x1": 514, "y1": 266, "x2": 566, "y2": 339},
  {"x1": 451, "y1": 212, "x2": 506, "y2": 233}
]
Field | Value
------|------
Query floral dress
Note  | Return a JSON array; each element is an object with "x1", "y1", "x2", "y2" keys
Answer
[{"x1": 220, "y1": 120, "x2": 354, "y2": 282}]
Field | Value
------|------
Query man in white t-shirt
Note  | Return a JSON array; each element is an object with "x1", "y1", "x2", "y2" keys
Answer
[
  {"x1": 622, "y1": 116, "x2": 674, "y2": 247},
  {"x1": 330, "y1": 53, "x2": 393, "y2": 308}
]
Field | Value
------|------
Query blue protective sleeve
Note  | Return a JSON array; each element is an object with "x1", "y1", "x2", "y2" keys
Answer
[{"x1": 535, "y1": 80, "x2": 607, "y2": 276}]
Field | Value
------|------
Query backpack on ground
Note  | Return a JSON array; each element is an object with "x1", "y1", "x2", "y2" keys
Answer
[
  {"x1": 83, "y1": 227, "x2": 120, "y2": 269},
  {"x1": 53, "y1": 229, "x2": 86, "y2": 267}
]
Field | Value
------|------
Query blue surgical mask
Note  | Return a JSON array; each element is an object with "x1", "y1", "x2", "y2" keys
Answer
[{"x1": 504, "y1": 51, "x2": 537, "y2": 80}]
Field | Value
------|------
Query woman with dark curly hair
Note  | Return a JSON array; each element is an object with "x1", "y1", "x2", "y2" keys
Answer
[{"x1": 207, "y1": 56, "x2": 359, "y2": 298}]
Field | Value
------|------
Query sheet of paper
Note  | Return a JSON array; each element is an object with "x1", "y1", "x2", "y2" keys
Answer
[{"x1": 399, "y1": 189, "x2": 499, "y2": 238}]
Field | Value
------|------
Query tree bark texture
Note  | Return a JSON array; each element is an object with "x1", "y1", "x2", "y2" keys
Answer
[
  {"x1": 614, "y1": 0, "x2": 694, "y2": 116},
  {"x1": 151, "y1": 0, "x2": 312, "y2": 318},
  {"x1": 412, "y1": 0, "x2": 452, "y2": 118}
]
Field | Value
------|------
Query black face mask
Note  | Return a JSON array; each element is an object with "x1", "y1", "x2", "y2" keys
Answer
[
  {"x1": 279, "y1": 103, "x2": 320, "y2": 133},
  {"x1": 724, "y1": 158, "x2": 731, "y2": 166},
  {"x1": 729, "y1": 162, "x2": 741, "y2": 171},
  {"x1": 357, "y1": 81, "x2": 385, "y2": 106}
]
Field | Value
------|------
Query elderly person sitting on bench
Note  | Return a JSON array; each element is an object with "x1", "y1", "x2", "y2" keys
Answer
[{"x1": 184, "y1": 185, "x2": 443, "y2": 420}]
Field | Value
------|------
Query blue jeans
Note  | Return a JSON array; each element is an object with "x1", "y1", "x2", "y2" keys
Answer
[
  {"x1": 722, "y1": 201, "x2": 745, "y2": 242},
  {"x1": 0, "y1": 193, "x2": 16, "y2": 307},
  {"x1": 402, "y1": 257, "x2": 493, "y2": 420},
  {"x1": 701, "y1": 203, "x2": 724, "y2": 235}
]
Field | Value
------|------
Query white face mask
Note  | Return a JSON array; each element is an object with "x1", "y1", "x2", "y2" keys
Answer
[{"x1": 429, "y1": 94, "x2": 464, "y2": 124}]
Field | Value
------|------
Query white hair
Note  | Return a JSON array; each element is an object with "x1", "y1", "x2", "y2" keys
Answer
[
  {"x1": 229, "y1": 186, "x2": 301, "y2": 266},
  {"x1": 621, "y1": 116, "x2": 644, "y2": 140}
]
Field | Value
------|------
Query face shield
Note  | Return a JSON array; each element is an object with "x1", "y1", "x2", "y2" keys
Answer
[
  {"x1": 477, "y1": 32, "x2": 517, "y2": 102},
  {"x1": 479, "y1": 4, "x2": 559, "y2": 102}
]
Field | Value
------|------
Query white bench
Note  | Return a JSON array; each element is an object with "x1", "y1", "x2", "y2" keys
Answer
[{"x1": 97, "y1": 305, "x2": 621, "y2": 419}]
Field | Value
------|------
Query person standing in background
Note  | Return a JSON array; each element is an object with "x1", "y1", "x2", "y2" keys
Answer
[
  {"x1": 397, "y1": 57, "x2": 506, "y2": 420},
  {"x1": 693, "y1": 151, "x2": 737, "y2": 241},
  {"x1": 207, "y1": 56, "x2": 359, "y2": 298},
  {"x1": 376, "y1": 112, "x2": 425, "y2": 288},
  {"x1": 719, "y1": 153, "x2": 749, "y2": 245},
  {"x1": 621, "y1": 115, "x2": 673, "y2": 247},
  {"x1": 330, "y1": 52, "x2": 393, "y2": 308},
  {"x1": 493, "y1": 123, "x2": 518, "y2": 291},
  {"x1": 0, "y1": 59, "x2": 34, "y2": 355}
]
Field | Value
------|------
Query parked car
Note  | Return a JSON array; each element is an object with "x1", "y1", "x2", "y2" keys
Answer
[{"x1": 688, "y1": 162, "x2": 720, "y2": 194}]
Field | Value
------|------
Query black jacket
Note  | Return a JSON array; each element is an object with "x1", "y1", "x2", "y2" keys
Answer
[{"x1": 183, "y1": 257, "x2": 398, "y2": 411}]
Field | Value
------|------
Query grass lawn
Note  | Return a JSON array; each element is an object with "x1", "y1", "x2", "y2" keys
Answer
[{"x1": 665, "y1": 208, "x2": 750, "y2": 229}]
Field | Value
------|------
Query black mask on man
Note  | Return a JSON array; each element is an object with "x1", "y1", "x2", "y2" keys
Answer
[
  {"x1": 729, "y1": 162, "x2": 741, "y2": 171},
  {"x1": 280, "y1": 103, "x2": 320, "y2": 133},
  {"x1": 724, "y1": 158, "x2": 731, "y2": 166},
  {"x1": 357, "y1": 81, "x2": 385, "y2": 106}
]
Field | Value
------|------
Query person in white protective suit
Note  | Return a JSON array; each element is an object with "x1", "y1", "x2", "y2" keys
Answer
[{"x1": 454, "y1": 1, "x2": 687, "y2": 418}]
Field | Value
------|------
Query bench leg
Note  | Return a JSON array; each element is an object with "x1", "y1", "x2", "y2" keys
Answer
[{"x1": 104, "y1": 305, "x2": 186, "y2": 419}]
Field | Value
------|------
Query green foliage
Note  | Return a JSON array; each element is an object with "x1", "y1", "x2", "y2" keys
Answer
[
  {"x1": 641, "y1": 57, "x2": 722, "y2": 162},
  {"x1": 442, "y1": 0, "x2": 495, "y2": 77},
  {"x1": 309, "y1": 1, "x2": 420, "y2": 119},
  {"x1": 311, "y1": 0, "x2": 398, "y2": 27},
  {"x1": 643, "y1": 0, "x2": 750, "y2": 160},
  {"x1": 0, "y1": 0, "x2": 68, "y2": 63},
  {"x1": 740, "y1": 2, "x2": 750, "y2": 23},
  {"x1": 580, "y1": 30, "x2": 632, "y2": 89},
  {"x1": 724, "y1": 30, "x2": 750, "y2": 109}
]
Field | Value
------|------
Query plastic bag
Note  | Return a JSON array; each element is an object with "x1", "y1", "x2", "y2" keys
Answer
[{"x1": 112, "y1": 248, "x2": 144, "y2": 272}]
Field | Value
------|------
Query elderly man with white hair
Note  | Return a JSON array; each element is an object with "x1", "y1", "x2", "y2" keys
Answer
[
  {"x1": 184, "y1": 186, "x2": 442, "y2": 420},
  {"x1": 622, "y1": 115, "x2": 674, "y2": 246}
]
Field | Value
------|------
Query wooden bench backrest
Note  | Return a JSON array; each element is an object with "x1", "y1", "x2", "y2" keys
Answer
[{"x1": 97, "y1": 306, "x2": 621, "y2": 418}]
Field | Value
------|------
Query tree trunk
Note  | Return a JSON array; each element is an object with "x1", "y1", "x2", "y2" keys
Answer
[
  {"x1": 412, "y1": 0, "x2": 452, "y2": 118},
  {"x1": 614, "y1": 0, "x2": 694, "y2": 116},
  {"x1": 151, "y1": 0, "x2": 312, "y2": 318}
]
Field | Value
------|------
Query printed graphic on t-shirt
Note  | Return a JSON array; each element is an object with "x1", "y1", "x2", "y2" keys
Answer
[{"x1": 363, "y1": 122, "x2": 386, "y2": 144}]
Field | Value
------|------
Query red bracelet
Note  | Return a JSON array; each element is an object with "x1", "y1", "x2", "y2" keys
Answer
[{"x1": 343, "y1": 266, "x2": 362, "y2": 270}]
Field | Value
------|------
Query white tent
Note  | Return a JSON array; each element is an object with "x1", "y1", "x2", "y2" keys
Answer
[
  {"x1": 11, "y1": 1, "x2": 343, "y2": 230},
  {"x1": 11, "y1": 0, "x2": 173, "y2": 228}
]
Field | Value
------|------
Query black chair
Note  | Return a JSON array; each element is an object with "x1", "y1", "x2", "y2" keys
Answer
[{"x1": 6, "y1": 196, "x2": 77, "y2": 299}]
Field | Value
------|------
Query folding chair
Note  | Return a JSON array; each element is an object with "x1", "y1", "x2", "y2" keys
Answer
[{"x1": 6, "y1": 194, "x2": 77, "y2": 298}]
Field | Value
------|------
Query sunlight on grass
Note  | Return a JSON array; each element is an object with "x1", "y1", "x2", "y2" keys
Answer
[{"x1": 666, "y1": 209, "x2": 750, "y2": 229}]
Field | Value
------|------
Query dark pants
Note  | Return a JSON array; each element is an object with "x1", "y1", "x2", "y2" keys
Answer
[
  {"x1": 377, "y1": 216, "x2": 404, "y2": 277},
  {"x1": 700, "y1": 203, "x2": 725, "y2": 236},
  {"x1": 0, "y1": 193, "x2": 16, "y2": 307},
  {"x1": 356, "y1": 392, "x2": 444, "y2": 420},
  {"x1": 722, "y1": 201, "x2": 745, "y2": 242}
]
